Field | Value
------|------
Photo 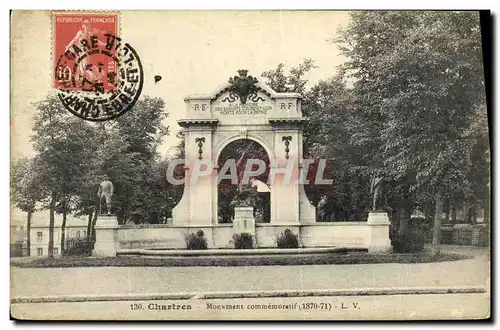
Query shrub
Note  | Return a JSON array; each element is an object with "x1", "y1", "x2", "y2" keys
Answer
[
  {"x1": 184, "y1": 230, "x2": 208, "y2": 250},
  {"x1": 233, "y1": 233, "x2": 254, "y2": 249},
  {"x1": 276, "y1": 229, "x2": 299, "y2": 248}
]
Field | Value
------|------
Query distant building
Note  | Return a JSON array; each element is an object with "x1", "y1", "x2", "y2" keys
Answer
[
  {"x1": 11, "y1": 208, "x2": 89, "y2": 257},
  {"x1": 10, "y1": 213, "x2": 25, "y2": 257}
]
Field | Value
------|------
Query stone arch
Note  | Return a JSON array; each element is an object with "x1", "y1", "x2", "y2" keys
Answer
[
  {"x1": 214, "y1": 133, "x2": 275, "y2": 165},
  {"x1": 215, "y1": 137, "x2": 272, "y2": 224}
]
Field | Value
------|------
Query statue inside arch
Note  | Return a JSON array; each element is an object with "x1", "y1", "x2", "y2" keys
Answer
[{"x1": 231, "y1": 143, "x2": 259, "y2": 208}]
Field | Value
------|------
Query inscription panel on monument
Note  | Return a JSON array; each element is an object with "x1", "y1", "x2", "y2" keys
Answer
[
  {"x1": 210, "y1": 90, "x2": 275, "y2": 125},
  {"x1": 214, "y1": 103, "x2": 272, "y2": 116}
]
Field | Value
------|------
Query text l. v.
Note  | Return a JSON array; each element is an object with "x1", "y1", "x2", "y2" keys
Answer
[{"x1": 341, "y1": 303, "x2": 359, "y2": 309}]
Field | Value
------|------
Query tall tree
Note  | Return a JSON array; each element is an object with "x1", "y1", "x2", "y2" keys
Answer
[
  {"x1": 337, "y1": 11, "x2": 487, "y2": 254},
  {"x1": 92, "y1": 97, "x2": 170, "y2": 224},
  {"x1": 54, "y1": 119, "x2": 97, "y2": 251},
  {"x1": 262, "y1": 58, "x2": 317, "y2": 95},
  {"x1": 31, "y1": 94, "x2": 72, "y2": 257},
  {"x1": 465, "y1": 102, "x2": 490, "y2": 223},
  {"x1": 11, "y1": 157, "x2": 44, "y2": 256},
  {"x1": 302, "y1": 73, "x2": 372, "y2": 219},
  {"x1": 31, "y1": 94, "x2": 98, "y2": 255},
  {"x1": 262, "y1": 60, "x2": 370, "y2": 220}
]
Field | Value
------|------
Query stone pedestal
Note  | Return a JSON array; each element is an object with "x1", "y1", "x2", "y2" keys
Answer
[
  {"x1": 367, "y1": 212, "x2": 392, "y2": 253},
  {"x1": 233, "y1": 206, "x2": 255, "y2": 236},
  {"x1": 92, "y1": 215, "x2": 119, "y2": 257}
]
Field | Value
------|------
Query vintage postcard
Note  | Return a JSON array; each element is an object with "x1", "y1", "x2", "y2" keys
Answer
[{"x1": 10, "y1": 10, "x2": 490, "y2": 321}]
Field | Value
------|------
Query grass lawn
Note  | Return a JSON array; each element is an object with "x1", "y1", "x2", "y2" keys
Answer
[{"x1": 11, "y1": 252, "x2": 471, "y2": 268}]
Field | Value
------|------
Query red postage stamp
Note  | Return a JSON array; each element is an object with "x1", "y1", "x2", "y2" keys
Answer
[
  {"x1": 53, "y1": 12, "x2": 119, "y2": 92},
  {"x1": 51, "y1": 12, "x2": 143, "y2": 122}
]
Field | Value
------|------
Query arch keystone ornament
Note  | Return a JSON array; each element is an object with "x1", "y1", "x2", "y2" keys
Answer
[{"x1": 222, "y1": 70, "x2": 265, "y2": 104}]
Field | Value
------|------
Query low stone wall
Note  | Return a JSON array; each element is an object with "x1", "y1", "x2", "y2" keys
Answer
[
  {"x1": 118, "y1": 226, "x2": 187, "y2": 249},
  {"x1": 300, "y1": 222, "x2": 370, "y2": 248},
  {"x1": 118, "y1": 224, "x2": 237, "y2": 249},
  {"x1": 211, "y1": 225, "x2": 234, "y2": 248},
  {"x1": 117, "y1": 222, "x2": 372, "y2": 250}
]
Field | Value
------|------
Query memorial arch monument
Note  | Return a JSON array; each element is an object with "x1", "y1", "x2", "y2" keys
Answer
[
  {"x1": 172, "y1": 69, "x2": 315, "y2": 228},
  {"x1": 168, "y1": 70, "x2": 391, "y2": 252},
  {"x1": 97, "y1": 70, "x2": 392, "y2": 255}
]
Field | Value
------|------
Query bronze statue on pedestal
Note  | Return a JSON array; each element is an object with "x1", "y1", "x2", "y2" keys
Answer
[
  {"x1": 97, "y1": 175, "x2": 114, "y2": 215},
  {"x1": 370, "y1": 174, "x2": 384, "y2": 212}
]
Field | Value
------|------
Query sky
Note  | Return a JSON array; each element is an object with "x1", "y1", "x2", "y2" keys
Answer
[{"x1": 11, "y1": 10, "x2": 351, "y2": 160}]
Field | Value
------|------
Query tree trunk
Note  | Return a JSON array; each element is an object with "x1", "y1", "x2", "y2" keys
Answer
[
  {"x1": 431, "y1": 192, "x2": 443, "y2": 256},
  {"x1": 90, "y1": 195, "x2": 100, "y2": 243},
  {"x1": 471, "y1": 205, "x2": 477, "y2": 224},
  {"x1": 465, "y1": 205, "x2": 471, "y2": 223},
  {"x1": 397, "y1": 185, "x2": 412, "y2": 247},
  {"x1": 60, "y1": 209, "x2": 67, "y2": 253},
  {"x1": 424, "y1": 203, "x2": 433, "y2": 222},
  {"x1": 87, "y1": 211, "x2": 93, "y2": 240},
  {"x1": 91, "y1": 210, "x2": 98, "y2": 242},
  {"x1": 485, "y1": 178, "x2": 491, "y2": 224},
  {"x1": 398, "y1": 208, "x2": 409, "y2": 238},
  {"x1": 484, "y1": 198, "x2": 490, "y2": 224},
  {"x1": 451, "y1": 204, "x2": 457, "y2": 226},
  {"x1": 444, "y1": 203, "x2": 450, "y2": 223},
  {"x1": 26, "y1": 211, "x2": 32, "y2": 257},
  {"x1": 48, "y1": 191, "x2": 56, "y2": 258}
]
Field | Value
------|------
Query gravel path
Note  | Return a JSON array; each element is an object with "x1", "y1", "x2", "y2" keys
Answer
[{"x1": 11, "y1": 245, "x2": 489, "y2": 298}]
